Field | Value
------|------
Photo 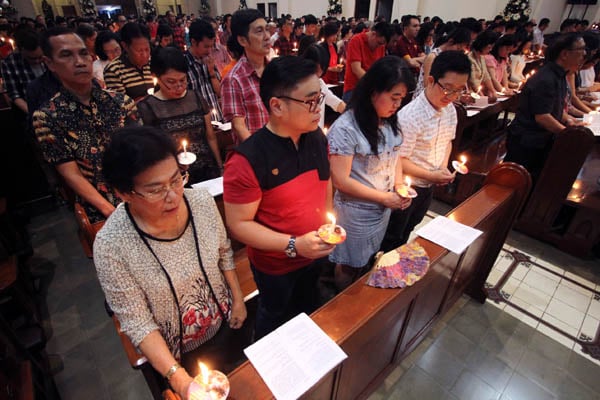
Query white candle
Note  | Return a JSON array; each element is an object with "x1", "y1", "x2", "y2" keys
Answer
[{"x1": 191, "y1": 362, "x2": 230, "y2": 400}]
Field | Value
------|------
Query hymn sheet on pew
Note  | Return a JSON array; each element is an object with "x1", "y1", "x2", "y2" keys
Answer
[
  {"x1": 415, "y1": 216, "x2": 483, "y2": 254},
  {"x1": 244, "y1": 313, "x2": 348, "y2": 400},
  {"x1": 191, "y1": 176, "x2": 223, "y2": 197}
]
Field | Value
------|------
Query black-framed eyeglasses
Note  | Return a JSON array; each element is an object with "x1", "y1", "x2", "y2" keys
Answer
[
  {"x1": 131, "y1": 171, "x2": 189, "y2": 202},
  {"x1": 277, "y1": 92, "x2": 325, "y2": 113},
  {"x1": 435, "y1": 80, "x2": 466, "y2": 97}
]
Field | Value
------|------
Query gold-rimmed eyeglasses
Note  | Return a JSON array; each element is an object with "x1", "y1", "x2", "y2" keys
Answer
[{"x1": 131, "y1": 171, "x2": 189, "y2": 202}]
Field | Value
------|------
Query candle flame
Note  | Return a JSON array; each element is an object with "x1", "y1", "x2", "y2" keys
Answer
[
  {"x1": 198, "y1": 362, "x2": 209, "y2": 385},
  {"x1": 326, "y1": 212, "x2": 336, "y2": 227},
  {"x1": 182, "y1": 139, "x2": 188, "y2": 153},
  {"x1": 323, "y1": 127, "x2": 328, "y2": 135},
  {"x1": 405, "y1": 176, "x2": 412, "y2": 188},
  {"x1": 460, "y1": 155, "x2": 467, "y2": 164},
  {"x1": 153, "y1": 77, "x2": 158, "y2": 86}
]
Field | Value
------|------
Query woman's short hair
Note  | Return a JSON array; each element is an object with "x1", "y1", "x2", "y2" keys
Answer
[
  {"x1": 156, "y1": 23, "x2": 173, "y2": 39},
  {"x1": 95, "y1": 30, "x2": 120, "y2": 61},
  {"x1": 301, "y1": 43, "x2": 328, "y2": 77},
  {"x1": 103, "y1": 126, "x2": 178, "y2": 193},
  {"x1": 120, "y1": 22, "x2": 150, "y2": 45},
  {"x1": 471, "y1": 30, "x2": 499, "y2": 52},
  {"x1": 349, "y1": 56, "x2": 415, "y2": 154},
  {"x1": 150, "y1": 46, "x2": 188, "y2": 76},
  {"x1": 490, "y1": 34, "x2": 517, "y2": 60}
]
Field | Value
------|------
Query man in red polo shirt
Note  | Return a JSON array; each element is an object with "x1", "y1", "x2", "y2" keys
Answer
[
  {"x1": 394, "y1": 15, "x2": 425, "y2": 75},
  {"x1": 342, "y1": 21, "x2": 393, "y2": 102},
  {"x1": 224, "y1": 56, "x2": 334, "y2": 339}
]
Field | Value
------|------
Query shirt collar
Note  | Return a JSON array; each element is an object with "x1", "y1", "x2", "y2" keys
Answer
[
  {"x1": 237, "y1": 55, "x2": 262, "y2": 79},
  {"x1": 418, "y1": 91, "x2": 447, "y2": 118}
]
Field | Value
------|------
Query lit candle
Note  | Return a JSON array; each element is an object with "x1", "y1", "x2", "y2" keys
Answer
[
  {"x1": 531, "y1": 69, "x2": 536, "y2": 75},
  {"x1": 397, "y1": 176, "x2": 417, "y2": 198},
  {"x1": 147, "y1": 77, "x2": 158, "y2": 96},
  {"x1": 293, "y1": 42, "x2": 298, "y2": 52},
  {"x1": 538, "y1": 49, "x2": 542, "y2": 56},
  {"x1": 323, "y1": 127, "x2": 328, "y2": 135},
  {"x1": 178, "y1": 139, "x2": 197, "y2": 165},
  {"x1": 190, "y1": 362, "x2": 230, "y2": 400},
  {"x1": 211, "y1": 108, "x2": 218, "y2": 122},
  {"x1": 8, "y1": 38, "x2": 14, "y2": 49},
  {"x1": 477, "y1": 85, "x2": 482, "y2": 95},
  {"x1": 318, "y1": 212, "x2": 346, "y2": 244},
  {"x1": 452, "y1": 155, "x2": 469, "y2": 174},
  {"x1": 184, "y1": 44, "x2": 187, "y2": 51}
]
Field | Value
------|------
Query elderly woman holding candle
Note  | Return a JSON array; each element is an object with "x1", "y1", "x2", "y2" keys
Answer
[
  {"x1": 94, "y1": 126, "x2": 247, "y2": 400},
  {"x1": 327, "y1": 56, "x2": 414, "y2": 290},
  {"x1": 137, "y1": 46, "x2": 223, "y2": 184},
  {"x1": 467, "y1": 30, "x2": 499, "y2": 101}
]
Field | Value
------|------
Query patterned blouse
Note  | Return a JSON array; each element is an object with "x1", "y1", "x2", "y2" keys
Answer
[
  {"x1": 137, "y1": 90, "x2": 221, "y2": 184},
  {"x1": 93, "y1": 189, "x2": 235, "y2": 359},
  {"x1": 33, "y1": 87, "x2": 138, "y2": 223}
]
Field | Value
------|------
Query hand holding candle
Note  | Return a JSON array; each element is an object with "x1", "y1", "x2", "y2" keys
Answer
[
  {"x1": 177, "y1": 139, "x2": 197, "y2": 165},
  {"x1": 452, "y1": 155, "x2": 469, "y2": 174},
  {"x1": 318, "y1": 212, "x2": 346, "y2": 244},
  {"x1": 189, "y1": 362, "x2": 230, "y2": 400},
  {"x1": 397, "y1": 176, "x2": 418, "y2": 198}
]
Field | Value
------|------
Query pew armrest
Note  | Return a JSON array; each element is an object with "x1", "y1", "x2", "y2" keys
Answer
[{"x1": 110, "y1": 314, "x2": 148, "y2": 369}]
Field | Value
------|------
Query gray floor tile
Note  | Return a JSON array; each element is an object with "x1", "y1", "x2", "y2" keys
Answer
[
  {"x1": 566, "y1": 350, "x2": 600, "y2": 393},
  {"x1": 503, "y1": 372, "x2": 556, "y2": 400},
  {"x1": 432, "y1": 325, "x2": 476, "y2": 361},
  {"x1": 527, "y1": 331, "x2": 573, "y2": 369},
  {"x1": 447, "y1": 310, "x2": 489, "y2": 344},
  {"x1": 465, "y1": 346, "x2": 513, "y2": 393},
  {"x1": 516, "y1": 348, "x2": 567, "y2": 395},
  {"x1": 416, "y1": 343, "x2": 465, "y2": 389},
  {"x1": 450, "y1": 370, "x2": 500, "y2": 400},
  {"x1": 479, "y1": 329, "x2": 526, "y2": 369},
  {"x1": 384, "y1": 365, "x2": 448, "y2": 400},
  {"x1": 555, "y1": 373, "x2": 598, "y2": 400}
]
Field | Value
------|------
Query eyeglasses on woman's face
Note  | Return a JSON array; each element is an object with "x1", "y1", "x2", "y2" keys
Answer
[{"x1": 131, "y1": 171, "x2": 189, "y2": 202}]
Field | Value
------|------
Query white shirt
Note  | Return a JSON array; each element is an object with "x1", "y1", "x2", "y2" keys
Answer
[
  {"x1": 509, "y1": 54, "x2": 526, "y2": 82},
  {"x1": 319, "y1": 78, "x2": 343, "y2": 129},
  {"x1": 398, "y1": 92, "x2": 457, "y2": 188},
  {"x1": 580, "y1": 66, "x2": 596, "y2": 88},
  {"x1": 533, "y1": 27, "x2": 544, "y2": 47}
]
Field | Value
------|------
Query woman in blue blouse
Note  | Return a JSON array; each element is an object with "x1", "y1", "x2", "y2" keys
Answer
[{"x1": 327, "y1": 56, "x2": 415, "y2": 290}]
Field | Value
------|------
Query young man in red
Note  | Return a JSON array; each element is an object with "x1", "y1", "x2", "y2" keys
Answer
[{"x1": 224, "y1": 56, "x2": 334, "y2": 339}]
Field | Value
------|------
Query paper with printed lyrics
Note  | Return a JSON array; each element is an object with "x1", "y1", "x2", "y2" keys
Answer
[
  {"x1": 415, "y1": 216, "x2": 483, "y2": 254},
  {"x1": 191, "y1": 176, "x2": 223, "y2": 197},
  {"x1": 244, "y1": 313, "x2": 348, "y2": 400}
]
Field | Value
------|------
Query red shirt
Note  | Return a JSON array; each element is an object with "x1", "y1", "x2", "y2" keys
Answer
[
  {"x1": 343, "y1": 32, "x2": 386, "y2": 93},
  {"x1": 223, "y1": 127, "x2": 330, "y2": 275},
  {"x1": 323, "y1": 42, "x2": 339, "y2": 85},
  {"x1": 394, "y1": 35, "x2": 423, "y2": 73}
]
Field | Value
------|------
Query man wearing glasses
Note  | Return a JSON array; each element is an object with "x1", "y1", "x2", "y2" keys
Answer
[
  {"x1": 382, "y1": 51, "x2": 471, "y2": 251},
  {"x1": 33, "y1": 28, "x2": 138, "y2": 224},
  {"x1": 505, "y1": 33, "x2": 586, "y2": 183},
  {"x1": 223, "y1": 56, "x2": 334, "y2": 339}
]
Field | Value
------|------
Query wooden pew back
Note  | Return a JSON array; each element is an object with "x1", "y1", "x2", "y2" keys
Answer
[{"x1": 226, "y1": 163, "x2": 531, "y2": 400}]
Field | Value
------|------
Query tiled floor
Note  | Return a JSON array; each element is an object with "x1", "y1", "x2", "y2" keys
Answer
[{"x1": 24, "y1": 200, "x2": 600, "y2": 400}]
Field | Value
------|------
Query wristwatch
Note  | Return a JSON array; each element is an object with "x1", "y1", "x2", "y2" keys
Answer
[{"x1": 285, "y1": 236, "x2": 297, "y2": 258}]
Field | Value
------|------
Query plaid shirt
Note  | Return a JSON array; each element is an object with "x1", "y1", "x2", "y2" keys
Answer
[
  {"x1": 0, "y1": 51, "x2": 46, "y2": 101},
  {"x1": 184, "y1": 51, "x2": 223, "y2": 122},
  {"x1": 221, "y1": 56, "x2": 268, "y2": 144},
  {"x1": 273, "y1": 35, "x2": 295, "y2": 56}
]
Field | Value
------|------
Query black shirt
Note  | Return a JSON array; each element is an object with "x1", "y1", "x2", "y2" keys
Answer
[{"x1": 508, "y1": 61, "x2": 568, "y2": 148}]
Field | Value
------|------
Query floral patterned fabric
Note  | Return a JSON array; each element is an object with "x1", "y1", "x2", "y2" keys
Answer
[
  {"x1": 33, "y1": 87, "x2": 138, "y2": 223},
  {"x1": 93, "y1": 189, "x2": 235, "y2": 359}
]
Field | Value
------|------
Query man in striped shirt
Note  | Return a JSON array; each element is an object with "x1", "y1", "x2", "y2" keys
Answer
[
  {"x1": 185, "y1": 19, "x2": 223, "y2": 122},
  {"x1": 104, "y1": 22, "x2": 153, "y2": 101},
  {"x1": 382, "y1": 51, "x2": 470, "y2": 251}
]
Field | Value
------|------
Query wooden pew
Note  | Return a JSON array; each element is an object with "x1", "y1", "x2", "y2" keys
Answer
[
  {"x1": 515, "y1": 126, "x2": 599, "y2": 257},
  {"x1": 225, "y1": 162, "x2": 531, "y2": 400}
]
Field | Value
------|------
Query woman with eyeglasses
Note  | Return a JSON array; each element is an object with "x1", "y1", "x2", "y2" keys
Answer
[
  {"x1": 327, "y1": 56, "x2": 414, "y2": 291},
  {"x1": 137, "y1": 47, "x2": 223, "y2": 184},
  {"x1": 94, "y1": 126, "x2": 247, "y2": 400}
]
